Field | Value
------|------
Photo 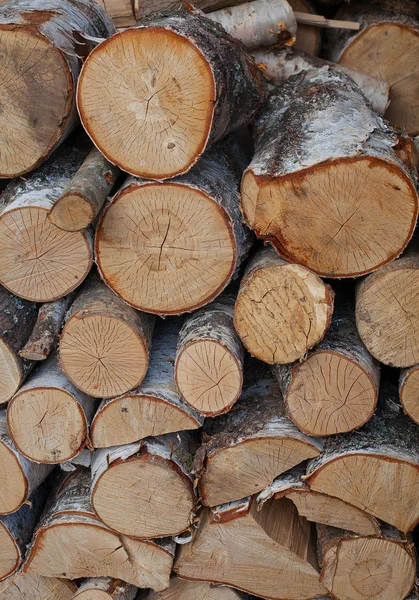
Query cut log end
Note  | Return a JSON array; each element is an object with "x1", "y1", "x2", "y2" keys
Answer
[
  {"x1": 0, "y1": 207, "x2": 92, "y2": 302},
  {"x1": 0, "y1": 522, "x2": 20, "y2": 581},
  {"x1": 0, "y1": 339, "x2": 22, "y2": 404},
  {"x1": 0, "y1": 28, "x2": 71, "y2": 178},
  {"x1": 338, "y1": 23, "x2": 419, "y2": 136},
  {"x1": 285, "y1": 351, "x2": 377, "y2": 436},
  {"x1": 400, "y1": 365, "x2": 419, "y2": 424},
  {"x1": 176, "y1": 339, "x2": 242, "y2": 415},
  {"x1": 48, "y1": 192, "x2": 95, "y2": 232},
  {"x1": 7, "y1": 388, "x2": 89, "y2": 464},
  {"x1": 96, "y1": 183, "x2": 235, "y2": 314},
  {"x1": 60, "y1": 313, "x2": 149, "y2": 397},
  {"x1": 74, "y1": 591, "x2": 111, "y2": 600},
  {"x1": 78, "y1": 28, "x2": 215, "y2": 179},
  {"x1": 149, "y1": 577, "x2": 244, "y2": 599},
  {"x1": 0, "y1": 440, "x2": 26, "y2": 515},
  {"x1": 241, "y1": 157, "x2": 418, "y2": 278}
]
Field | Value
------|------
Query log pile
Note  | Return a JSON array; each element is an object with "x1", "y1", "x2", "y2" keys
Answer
[{"x1": 0, "y1": 0, "x2": 419, "y2": 599}]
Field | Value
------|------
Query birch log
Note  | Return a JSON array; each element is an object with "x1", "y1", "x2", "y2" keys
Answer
[
  {"x1": 324, "y1": 0, "x2": 419, "y2": 135},
  {"x1": 0, "y1": 146, "x2": 93, "y2": 302},
  {"x1": 0, "y1": 573, "x2": 77, "y2": 600},
  {"x1": 193, "y1": 373, "x2": 323, "y2": 506},
  {"x1": 90, "y1": 320, "x2": 203, "y2": 449},
  {"x1": 73, "y1": 578, "x2": 137, "y2": 600},
  {"x1": 305, "y1": 384, "x2": 419, "y2": 532},
  {"x1": 48, "y1": 148, "x2": 120, "y2": 232},
  {"x1": 148, "y1": 578, "x2": 245, "y2": 599},
  {"x1": 0, "y1": 286, "x2": 38, "y2": 404},
  {"x1": 356, "y1": 245, "x2": 419, "y2": 367},
  {"x1": 241, "y1": 66, "x2": 419, "y2": 278},
  {"x1": 77, "y1": 10, "x2": 265, "y2": 180},
  {"x1": 0, "y1": 0, "x2": 115, "y2": 178},
  {"x1": 91, "y1": 432, "x2": 197, "y2": 538},
  {"x1": 95, "y1": 143, "x2": 253, "y2": 314},
  {"x1": 317, "y1": 523, "x2": 416, "y2": 600},
  {"x1": 175, "y1": 295, "x2": 244, "y2": 416},
  {"x1": 59, "y1": 274, "x2": 154, "y2": 398},
  {"x1": 0, "y1": 411, "x2": 53, "y2": 514},
  {"x1": 399, "y1": 364, "x2": 419, "y2": 424},
  {"x1": 7, "y1": 354, "x2": 96, "y2": 464},
  {"x1": 233, "y1": 247, "x2": 334, "y2": 364},
  {"x1": 252, "y1": 47, "x2": 390, "y2": 113},
  {"x1": 175, "y1": 497, "x2": 328, "y2": 599},
  {"x1": 273, "y1": 300, "x2": 380, "y2": 436},
  {"x1": 24, "y1": 469, "x2": 174, "y2": 591}
]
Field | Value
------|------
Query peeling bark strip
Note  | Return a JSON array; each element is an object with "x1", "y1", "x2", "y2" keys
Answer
[
  {"x1": 324, "y1": 0, "x2": 419, "y2": 135},
  {"x1": 0, "y1": 0, "x2": 115, "y2": 179},
  {"x1": 0, "y1": 146, "x2": 94, "y2": 303},
  {"x1": 73, "y1": 578, "x2": 137, "y2": 600},
  {"x1": 0, "y1": 286, "x2": 38, "y2": 404},
  {"x1": 59, "y1": 273, "x2": 154, "y2": 398},
  {"x1": 19, "y1": 292, "x2": 75, "y2": 361},
  {"x1": 241, "y1": 66, "x2": 419, "y2": 278},
  {"x1": 91, "y1": 431, "x2": 197, "y2": 539},
  {"x1": 148, "y1": 577, "x2": 245, "y2": 599},
  {"x1": 356, "y1": 245, "x2": 419, "y2": 368},
  {"x1": 233, "y1": 247, "x2": 334, "y2": 364},
  {"x1": 305, "y1": 384, "x2": 419, "y2": 532},
  {"x1": 95, "y1": 142, "x2": 253, "y2": 314},
  {"x1": 317, "y1": 523, "x2": 416, "y2": 600},
  {"x1": 0, "y1": 573, "x2": 77, "y2": 600},
  {"x1": 273, "y1": 300, "x2": 380, "y2": 436},
  {"x1": 252, "y1": 47, "x2": 390, "y2": 113},
  {"x1": 78, "y1": 10, "x2": 265, "y2": 180},
  {"x1": 7, "y1": 353, "x2": 96, "y2": 464},
  {"x1": 0, "y1": 411, "x2": 53, "y2": 515},
  {"x1": 48, "y1": 148, "x2": 120, "y2": 232},
  {"x1": 90, "y1": 320, "x2": 203, "y2": 449},
  {"x1": 193, "y1": 374, "x2": 323, "y2": 507},
  {"x1": 24, "y1": 469, "x2": 175, "y2": 590},
  {"x1": 175, "y1": 295, "x2": 244, "y2": 416},
  {"x1": 399, "y1": 364, "x2": 419, "y2": 425},
  {"x1": 257, "y1": 466, "x2": 381, "y2": 536},
  {"x1": 175, "y1": 497, "x2": 328, "y2": 599}
]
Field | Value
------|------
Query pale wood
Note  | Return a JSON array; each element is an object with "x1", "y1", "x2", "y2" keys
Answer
[
  {"x1": 0, "y1": 286, "x2": 38, "y2": 404},
  {"x1": 289, "y1": 0, "x2": 320, "y2": 55},
  {"x1": 0, "y1": 146, "x2": 94, "y2": 302},
  {"x1": 49, "y1": 148, "x2": 120, "y2": 232},
  {"x1": 95, "y1": 0, "x2": 136, "y2": 27},
  {"x1": 257, "y1": 467, "x2": 381, "y2": 536},
  {"x1": 91, "y1": 432, "x2": 197, "y2": 539},
  {"x1": 0, "y1": 0, "x2": 114, "y2": 178},
  {"x1": 90, "y1": 321, "x2": 203, "y2": 448},
  {"x1": 24, "y1": 469, "x2": 174, "y2": 591},
  {"x1": 305, "y1": 384, "x2": 419, "y2": 532},
  {"x1": 356, "y1": 246, "x2": 419, "y2": 367},
  {"x1": 233, "y1": 247, "x2": 334, "y2": 364},
  {"x1": 175, "y1": 295, "x2": 244, "y2": 416},
  {"x1": 7, "y1": 354, "x2": 96, "y2": 464},
  {"x1": 148, "y1": 578, "x2": 244, "y2": 599},
  {"x1": 241, "y1": 66, "x2": 418, "y2": 278},
  {"x1": 0, "y1": 573, "x2": 77, "y2": 600},
  {"x1": 0, "y1": 411, "x2": 52, "y2": 515},
  {"x1": 77, "y1": 11, "x2": 264, "y2": 180},
  {"x1": 400, "y1": 364, "x2": 419, "y2": 424},
  {"x1": 317, "y1": 523, "x2": 416, "y2": 600},
  {"x1": 73, "y1": 578, "x2": 137, "y2": 600},
  {"x1": 273, "y1": 300, "x2": 380, "y2": 436},
  {"x1": 193, "y1": 374, "x2": 323, "y2": 506},
  {"x1": 324, "y1": 0, "x2": 419, "y2": 135},
  {"x1": 95, "y1": 144, "x2": 252, "y2": 314},
  {"x1": 294, "y1": 13, "x2": 360, "y2": 30},
  {"x1": 134, "y1": 0, "x2": 257, "y2": 18},
  {"x1": 175, "y1": 496, "x2": 328, "y2": 599},
  {"x1": 19, "y1": 293, "x2": 76, "y2": 361},
  {"x1": 60, "y1": 273, "x2": 154, "y2": 398}
]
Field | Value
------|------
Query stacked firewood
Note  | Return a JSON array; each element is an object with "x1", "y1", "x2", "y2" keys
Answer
[{"x1": 1, "y1": 0, "x2": 419, "y2": 599}]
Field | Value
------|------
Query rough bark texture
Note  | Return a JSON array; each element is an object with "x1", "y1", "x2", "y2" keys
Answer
[
  {"x1": 0, "y1": 0, "x2": 115, "y2": 178},
  {"x1": 49, "y1": 148, "x2": 120, "y2": 232},
  {"x1": 193, "y1": 373, "x2": 323, "y2": 506},
  {"x1": 24, "y1": 469, "x2": 175, "y2": 590},
  {"x1": 175, "y1": 295, "x2": 244, "y2": 416},
  {"x1": 252, "y1": 47, "x2": 390, "y2": 113},
  {"x1": 0, "y1": 573, "x2": 77, "y2": 600},
  {"x1": 0, "y1": 145, "x2": 94, "y2": 302},
  {"x1": 241, "y1": 66, "x2": 418, "y2": 278},
  {"x1": 95, "y1": 141, "x2": 254, "y2": 315},
  {"x1": 74, "y1": 578, "x2": 137, "y2": 600},
  {"x1": 273, "y1": 299, "x2": 380, "y2": 436},
  {"x1": 19, "y1": 293, "x2": 75, "y2": 361},
  {"x1": 134, "y1": 0, "x2": 264, "y2": 18},
  {"x1": 305, "y1": 383, "x2": 419, "y2": 532},
  {"x1": 90, "y1": 319, "x2": 203, "y2": 448}
]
